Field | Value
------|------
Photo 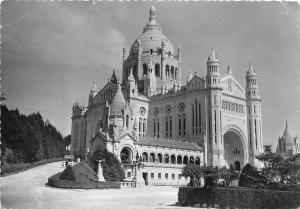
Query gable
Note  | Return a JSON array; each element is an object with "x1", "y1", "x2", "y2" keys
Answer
[
  {"x1": 221, "y1": 75, "x2": 245, "y2": 98},
  {"x1": 186, "y1": 75, "x2": 205, "y2": 91}
]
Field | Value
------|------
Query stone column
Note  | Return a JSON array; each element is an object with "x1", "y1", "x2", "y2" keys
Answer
[{"x1": 96, "y1": 160, "x2": 105, "y2": 182}]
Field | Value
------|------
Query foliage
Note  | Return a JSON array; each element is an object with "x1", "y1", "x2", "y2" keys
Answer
[
  {"x1": 1, "y1": 158, "x2": 64, "y2": 176},
  {"x1": 181, "y1": 164, "x2": 240, "y2": 187},
  {"x1": 238, "y1": 163, "x2": 262, "y2": 187},
  {"x1": 255, "y1": 145, "x2": 300, "y2": 184},
  {"x1": 64, "y1": 134, "x2": 71, "y2": 146},
  {"x1": 1, "y1": 105, "x2": 67, "y2": 164},
  {"x1": 59, "y1": 165, "x2": 76, "y2": 181},
  {"x1": 181, "y1": 164, "x2": 206, "y2": 179},
  {"x1": 178, "y1": 186, "x2": 300, "y2": 209},
  {"x1": 89, "y1": 150, "x2": 125, "y2": 181}
]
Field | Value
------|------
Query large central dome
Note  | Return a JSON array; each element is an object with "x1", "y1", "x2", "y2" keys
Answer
[{"x1": 129, "y1": 6, "x2": 175, "y2": 56}]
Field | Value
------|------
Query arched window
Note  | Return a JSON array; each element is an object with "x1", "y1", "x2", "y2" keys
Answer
[
  {"x1": 133, "y1": 65, "x2": 138, "y2": 80},
  {"x1": 143, "y1": 63, "x2": 147, "y2": 76},
  {"x1": 189, "y1": 156, "x2": 194, "y2": 164},
  {"x1": 195, "y1": 157, "x2": 200, "y2": 165},
  {"x1": 126, "y1": 115, "x2": 129, "y2": 128},
  {"x1": 183, "y1": 156, "x2": 188, "y2": 165},
  {"x1": 142, "y1": 152, "x2": 148, "y2": 162},
  {"x1": 157, "y1": 153, "x2": 162, "y2": 163},
  {"x1": 155, "y1": 63, "x2": 160, "y2": 77},
  {"x1": 165, "y1": 65, "x2": 170, "y2": 78},
  {"x1": 171, "y1": 155, "x2": 176, "y2": 164},
  {"x1": 171, "y1": 66, "x2": 174, "y2": 79},
  {"x1": 120, "y1": 147, "x2": 132, "y2": 164},
  {"x1": 177, "y1": 155, "x2": 182, "y2": 164},
  {"x1": 149, "y1": 153, "x2": 155, "y2": 162},
  {"x1": 164, "y1": 154, "x2": 169, "y2": 164}
]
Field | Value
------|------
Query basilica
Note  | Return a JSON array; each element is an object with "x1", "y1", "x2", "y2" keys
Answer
[
  {"x1": 71, "y1": 6, "x2": 264, "y2": 186},
  {"x1": 276, "y1": 121, "x2": 299, "y2": 156}
]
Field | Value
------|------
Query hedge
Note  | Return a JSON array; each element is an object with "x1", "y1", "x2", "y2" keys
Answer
[
  {"x1": 178, "y1": 187, "x2": 300, "y2": 209},
  {"x1": 47, "y1": 172, "x2": 120, "y2": 189},
  {"x1": 1, "y1": 158, "x2": 64, "y2": 176}
]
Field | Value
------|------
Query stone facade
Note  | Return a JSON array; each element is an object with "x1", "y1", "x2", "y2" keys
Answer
[{"x1": 71, "y1": 6, "x2": 264, "y2": 186}]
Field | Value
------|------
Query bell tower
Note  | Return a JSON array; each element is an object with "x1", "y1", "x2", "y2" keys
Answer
[
  {"x1": 246, "y1": 64, "x2": 263, "y2": 167},
  {"x1": 205, "y1": 49, "x2": 224, "y2": 167}
]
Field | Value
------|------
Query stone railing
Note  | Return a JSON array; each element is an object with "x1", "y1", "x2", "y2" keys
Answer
[{"x1": 120, "y1": 181, "x2": 135, "y2": 188}]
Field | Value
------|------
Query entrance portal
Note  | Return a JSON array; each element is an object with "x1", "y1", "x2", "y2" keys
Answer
[
  {"x1": 223, "y1": 130, "x2": 245, "y2": 169},
  {"x1": 120, "y1": 147, "x2": 133, "y2": 164},
  {"x1": 234, "y1": 161, "x2": 241, "y2": 171},
  {"x1": 142, "y1": 172, "x2": 148, "y2": 186}
]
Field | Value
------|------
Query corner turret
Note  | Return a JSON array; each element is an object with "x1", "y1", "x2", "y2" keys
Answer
[
  {"x1": 246, "y1": 63, "x2": 263, "y2": 167},
  {"x1": 206, "y1": 49, "x2": 221, "y2": 89}
]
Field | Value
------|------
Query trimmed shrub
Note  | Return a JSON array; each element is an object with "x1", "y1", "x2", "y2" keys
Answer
[
  {"x1": 178, "y1": 187, "x2": 300, "y2": 209},
  {"x1": 47, "y1": 173, "x2": 120, "y2": 189},
  {"x1": 59, "y1": 165, "x2": 76, "y2": 181},
  {"x1": 238, "y1": 163, "x2": 256, "y2": 187}
]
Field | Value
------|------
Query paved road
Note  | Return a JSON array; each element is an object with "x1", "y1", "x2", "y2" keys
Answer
[{"x1": 1, "y1": 161, "x2": 201, "y2": 209}]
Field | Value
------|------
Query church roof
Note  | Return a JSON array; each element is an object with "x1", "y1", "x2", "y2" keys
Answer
[
  {"x1": 207, "y1": 48, "x2": 219, "y2": 62},
  {"x1": 138, "y1": 137, "x2": 203, "y2": 151},
  {"x1": 282, "y1": 120, "x2": 294, "y2": 144},
  {"x1": 110, "y1": 83, "x2": 126, "y2": 116},
  {"x1": 110, "y1": 70, "x2": 118, "y2": 84},
  {"x1": 129, "y1": 6, "x2": 175, "y2": 57},
  {"x1": 246, "y1": 63, "x2": 257, "y2": 76}
]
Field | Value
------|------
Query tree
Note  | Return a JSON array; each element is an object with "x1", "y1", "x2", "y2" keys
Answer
[
  {"x1": 182, "y1": 164, "x2": 206, "y2": 179},
  {"x1": 255, "y1": 145, "x2": 299, "y2": 184},
  {"x1": 1, "y1": 105, "x2": 66, "y2": 164}
]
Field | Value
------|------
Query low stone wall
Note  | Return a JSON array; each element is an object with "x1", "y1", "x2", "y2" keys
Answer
[
  {"x1": 178, "y1": 186, "x2": 300, "y2": 209},
  {"x1": 47, "y1": 172, "x2": 120, "y2": 189}
]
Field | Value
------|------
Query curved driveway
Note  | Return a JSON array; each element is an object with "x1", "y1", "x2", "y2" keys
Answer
[{"x1": 1, "y1": 161, "x2": 198, "y2": 209}]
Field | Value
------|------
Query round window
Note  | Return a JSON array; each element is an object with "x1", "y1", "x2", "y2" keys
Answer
[
  {"x1": 178, "y1": 102, "x2": 185, "y2": 112},
  {"x1": 139, "y1": 107, "x2": 146, "y2": 116},
  {"x1": 166, "y1": 105, "x2": 172, "y2": 114}
]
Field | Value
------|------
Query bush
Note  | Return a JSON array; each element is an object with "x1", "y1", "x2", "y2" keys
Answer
[
  {"x1": 238, "y1": 163, "x2": 257, "y2": 187},
  {"x1": 182, "y1": 164, "x2": 205, "y2": 179},
  {"x1": 47, "y1": 173, "x2": 120, "y2": 189},
  {"x1": 59, "y1": 165, "x2": 76, "y2": 181},
  {"x1": 89, "y1": 150, "x2": 125, "y2": 181},
  {"x1": 178, "y1": 187, "x2": 300, "y2": 209}
]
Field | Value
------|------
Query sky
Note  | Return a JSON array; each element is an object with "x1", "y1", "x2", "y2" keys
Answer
[{"x1": 2, "y1": 1, "x2": 300, "y2": 149}]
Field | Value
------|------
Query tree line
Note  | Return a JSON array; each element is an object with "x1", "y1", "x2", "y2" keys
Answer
[{"x1": 1, "y1": 105, "x2": 71, "y2": 164}]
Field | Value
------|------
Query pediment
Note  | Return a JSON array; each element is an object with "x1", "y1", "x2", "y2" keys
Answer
[
  {"x1": 115, "y1": 131, "x2": 138, "y2": 142},
  {"x1": 221, "y1": 75, "x2": 245, "y2": 98}
]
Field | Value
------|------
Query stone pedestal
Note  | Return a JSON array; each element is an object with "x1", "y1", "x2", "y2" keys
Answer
[{"x1": 96, "y1": 160, "x2": 105, "y2": 182}]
